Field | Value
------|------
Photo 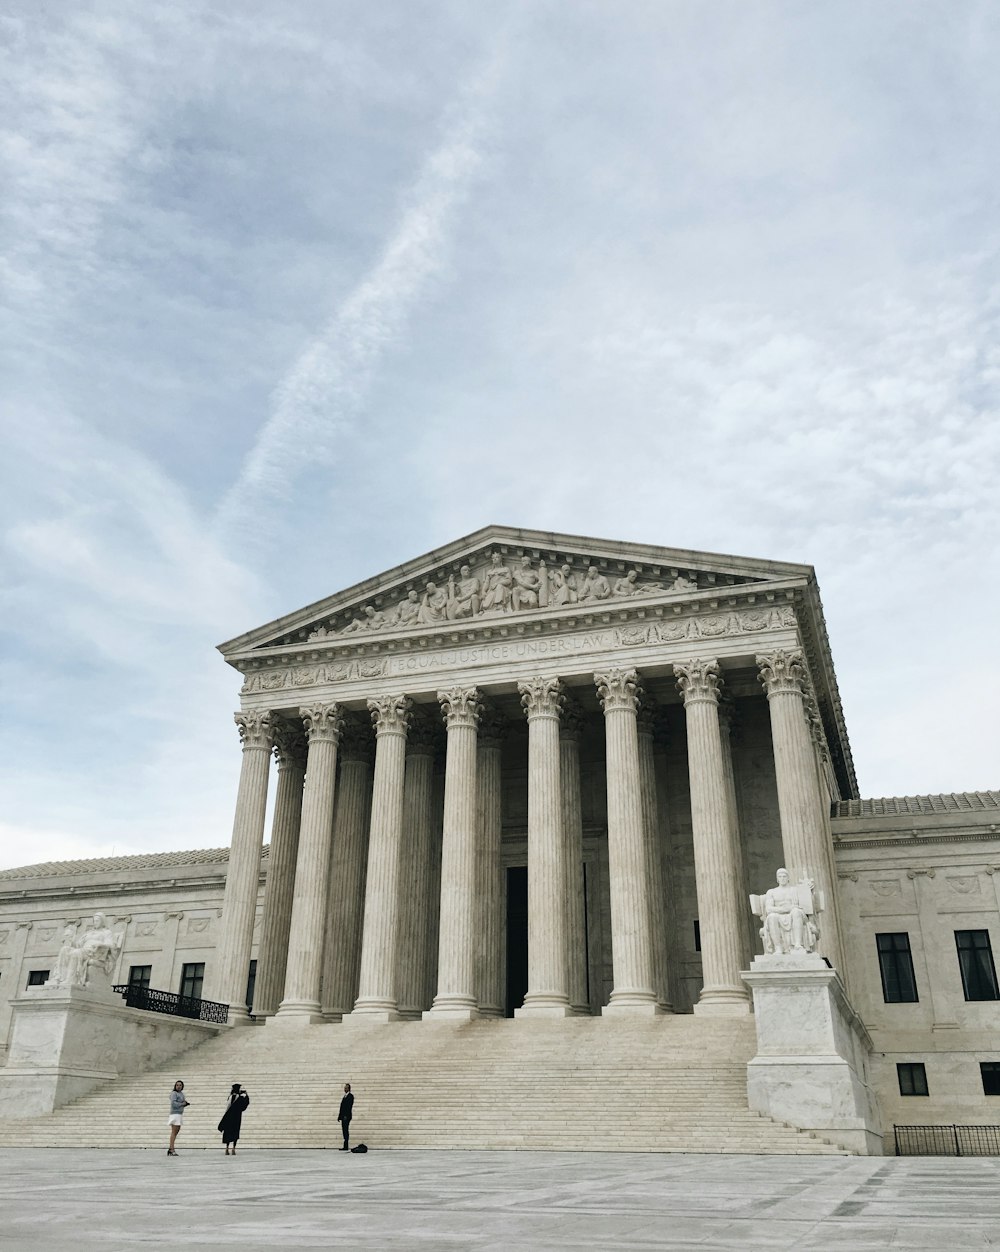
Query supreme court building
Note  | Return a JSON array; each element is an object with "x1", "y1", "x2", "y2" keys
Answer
[{"x1": 3, "y1": 525, "x2": 999, "y2": 1151}]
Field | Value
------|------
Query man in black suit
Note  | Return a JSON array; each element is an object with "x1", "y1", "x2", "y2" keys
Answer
[{"x1": 337, "y1": 1082, "x2": 354, "y2": 1151}]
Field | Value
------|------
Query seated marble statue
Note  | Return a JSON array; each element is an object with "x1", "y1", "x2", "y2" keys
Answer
[
  {"x1": 77, "y1": 912, "x2": 123, "y2": 983},
  {"x1": 392, "y1": 589, "x2": 421, "y2": 627},
  {"x1": 46, "y1": 926, "x2": 84, "y2": 988},
  {"x1": 751, "y1": 869, "x2": 820, "y2": 956},
  {"x1": 447, "y1": 566, "x2": 481, "y2": 619}
]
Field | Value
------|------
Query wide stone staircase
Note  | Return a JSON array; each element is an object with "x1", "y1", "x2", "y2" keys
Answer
[{"x1": 0, "y1": 1014, "x2": 846, "y2": 1153}]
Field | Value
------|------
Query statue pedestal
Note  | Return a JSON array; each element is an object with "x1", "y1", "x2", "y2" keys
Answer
[
  {"x1": 742, "y1": 955, "x2": 883, "y2": 1155},
  {"x1": 0, "y1": 974, "x2": 221, "y2": 1118}
]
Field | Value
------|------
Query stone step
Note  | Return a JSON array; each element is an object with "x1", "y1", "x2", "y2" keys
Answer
[{"x1": 0, "y1": 1015, "x2": 848, "y2": 1154}]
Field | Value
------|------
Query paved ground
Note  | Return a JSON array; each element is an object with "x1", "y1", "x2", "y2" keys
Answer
[{"x1": 4, "y1": 1148, "x2": 1000, "y2": 1250}]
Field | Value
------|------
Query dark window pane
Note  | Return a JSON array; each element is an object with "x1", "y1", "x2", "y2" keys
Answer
[
  {"x1": 982, "y1": 1063, "x2": 1000, "y2": 1096},
  {"x1": 128, "y1": 965, "x2": 152, "y2": 990},
  {"x1": 897, "y1": 1063, "x2": 928, "y2": 1096},
  {"x1": 26, "y1": 970, "x2": 49, "y2": 988},
  {"x1": 876, "y1": 933, "x2": 918, "y2": 1003},
  {"x1": 956, "y1": 931, "x2": 1000, "y2": 1001},
  {"x1": 180, "y1": 962, "x2": 205, "y2": 1001},
  {"x1": 693, "y1": 920, "x2": 701, "y2": 953}
]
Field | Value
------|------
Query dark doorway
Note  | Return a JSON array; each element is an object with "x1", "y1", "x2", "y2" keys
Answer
[{"x1": 505, "y1": 865, "x2": 528, "y2": 1016}]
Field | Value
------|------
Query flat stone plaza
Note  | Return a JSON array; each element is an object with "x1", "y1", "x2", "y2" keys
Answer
[{"x1": 4, "y1": 1149, "x2": 1000, "y2": 1250}]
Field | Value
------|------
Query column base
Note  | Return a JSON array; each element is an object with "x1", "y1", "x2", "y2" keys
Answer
[
  {"x1": 395, "y1": 1007, "x2": 423, "y2": 1022},
  {"x1": 424, "y1": 994, "x2": 480, "y2": 1022},
  {"x1": 693, "y1": 987, "x2": 753, "y2": 1017},
  {"x1": 345, "y1": 998, "x2": 402, "y2": 1024},
  {"x1": 571, "y1": 1003, "x2": 594, "y2": 1016},
  {"x1": 226, "y1": 1006, "x2": 256, "y2": 1027},
  {"x1": 515, "y1": 995, "x2": 573, "y2": 1019},
  {"x1": 602, "y1": 990, "x2": 663, "y2": 1017},
  {"x1": 270, "y1": 1003, "x2": 325, "y2": 1026},
  {"x1": 477, "y1": 1006, "x2": 505, "y2": 1020}
]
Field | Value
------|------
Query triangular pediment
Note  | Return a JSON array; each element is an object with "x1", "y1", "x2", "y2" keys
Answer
[{"x1": 218, "y1": 525, "x2": 813, "y2": 659}]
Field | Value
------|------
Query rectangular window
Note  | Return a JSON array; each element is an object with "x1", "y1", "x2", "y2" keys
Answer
[
  {"x1": 955, "y1": 930, "x2": 1000, "y2": 1001},
  {"x1": 981, "y1": 1063, "x2": 1000, "y2": 1096},
  {"x1": 897, "y1": 1062, "x2": 928, "y2": 1096},
  {"x1": 245, "y1": 959, "x2": 257, "y2": 1011},
  {"x1": 128, "y1": 965, "x2": 152, "y2": 990},
  {"x1": 876, "y1": 933, "x2": 918, "y2": 1003},
  {"x1": 693, "y1": 920, "x2": 701, "y2": 953},
  {"x1": 26, "y1": 970, "x2": 49, "y2": 988},
  {"x1": 179, "y1": 962, "x2": 205, "y2": 1001}
]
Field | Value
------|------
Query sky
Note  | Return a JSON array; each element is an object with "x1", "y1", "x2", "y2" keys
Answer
[{"x1": 1, "y1": 1, "x2": 998, "y2": 870}]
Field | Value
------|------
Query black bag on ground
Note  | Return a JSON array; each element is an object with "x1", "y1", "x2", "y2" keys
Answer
[{"x1": 350, "y1": 1143, "x2": 368, "y2": 1153}]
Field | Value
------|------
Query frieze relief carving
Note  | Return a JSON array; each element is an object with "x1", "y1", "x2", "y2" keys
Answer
[
  {"x1": 869, "y1": 880, "x2": 901, "y2": 897},
  {"x1": 186, "y1": 917, "x2": 211, "y2": 934},
  {"x1": 946, "y1": 875, "x2": 980, "y2": 895},
  {"x1": 135, "y1": 921, "x2": 159, "y2": 937},
  {"x1": 240, "y1": 602, "x2": 797, "y2": 693},
  {"x1": 304, "y1": 550, "x2": 763, "y2": 642}
]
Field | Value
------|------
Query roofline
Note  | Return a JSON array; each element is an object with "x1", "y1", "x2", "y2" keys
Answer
[{"x1": 217, "y1": 523, "x2": 815, "y2": 655}]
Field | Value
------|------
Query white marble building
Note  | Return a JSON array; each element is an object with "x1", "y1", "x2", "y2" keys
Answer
[{"x1": 1, "y1": 527, "x2": 998, "y2": 1142}]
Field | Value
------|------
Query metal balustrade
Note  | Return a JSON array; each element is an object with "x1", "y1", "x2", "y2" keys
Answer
[
  {"x1": 894, "y1": 1124, "x2": 1000, "y2": 1156},
  {"x1": 113, "y1": 984, "x2": 229, "y2": 1024}
]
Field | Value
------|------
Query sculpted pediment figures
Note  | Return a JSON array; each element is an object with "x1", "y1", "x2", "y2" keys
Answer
[{"x1": 303, "y1": 550, "x2": 755, "y2": 644}]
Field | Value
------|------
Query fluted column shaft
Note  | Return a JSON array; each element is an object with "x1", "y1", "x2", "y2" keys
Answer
[
  {"x1": 426, "y1": 687, "x2": 481, "y2": 1020},
  {"x1": 637, "y1": 706, "x2": 673, "y2": 1012},
  {"x1": 476, "y1": 709, "x2": 506, "y2": 1018},
  {"x1": 596, "y1": 669, "x2": 659, "y2": 1015},
  {"x1": 252, "y1": 722, "x2": 306, "y2": 1017},
  {"x1": 351, "y1": 695, "x2": 412, "y2": 1019},
  {"x1": 560, "y1": 701, "x2": 590, "y2": 1015},
  {"x1": 717, "y1": 698, "x2": 754, "y2": 970},
  {"x1": 758, "y1": 650, "x2": 846, "y2": 972},
  {"x1": 396, "y1": 723, "x2": 437, "y2": 1018},
  {"x1": 211, "y1": 711, "x2": 273, "y2": 1020},
  {"x1": 675, "y1": 659, "x2": 750, "y2": 1015},
  {"x1": 274, "y1": 704, "x2": 343, "y2": 1022},
  {"x1": 517, "y1": 677, "x2": 572, "y2": 1017},
  {"x1": 320, "y1": 724, "x2": 373, "y2": 1018}
]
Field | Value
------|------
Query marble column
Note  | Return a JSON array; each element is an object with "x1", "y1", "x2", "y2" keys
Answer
[
  {"x1": 273, "y1": 703, "x2": 343, "y2": 1023},
  {"x1": 675, "y1": 658, "x2": 750, "y2": 1015},
  {"x1": 320, "y1": 721, "x2": 374, "y2": 1019},
  {"x1": 422, "y1": 759, "x2": 446, "y2": 1010},
  {"x1": 560, "y1": 697, "x2": 590, "y2": 1015},
  {"x1": 252, "y1": 720, "x2": 307, "y2": 1017},
  {"x1": 517, "y1": 676, "x2": 572, "y2": 1017},
  {"x1": 717, "y1": 695, "x2": 755, "y2": 971},
  {"x1": 757, "y1": 649, "x2": 846, "y2": 972},
  {"x1": 349, "y1": 695, "x2": 412, "y2": 1020},
  {"x1": 636, "y1": 701, "x2": 673, "y2": 1013},
  {"x1": 476, "y1": 705, "x2": 507, "y2": 1019},
  {"x1": 426, "y1": 686, "x2": 481, "y2": 1020},
  {"x1": 595, "y1": 668, "x2": 660, "y2": 1015},
  {"x1": 395, "y1": 715, "x2": 438, "y2": 1019},
  {"x1": 210, "y1": 710, "x2": 273, "y2": 1021}
]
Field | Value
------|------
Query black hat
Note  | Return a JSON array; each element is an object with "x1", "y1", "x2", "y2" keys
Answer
[{"x1": 230, "y1": 1083, "x2": 241, "y2": 1093}]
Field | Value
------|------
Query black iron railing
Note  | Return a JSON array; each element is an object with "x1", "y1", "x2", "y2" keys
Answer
[
  {"x1": 894, "y1": 1124, "x2": 1000, "y2": 1156},
  {"x1": 113, "y1": 984, "x2": 229, "y2": 1024}
]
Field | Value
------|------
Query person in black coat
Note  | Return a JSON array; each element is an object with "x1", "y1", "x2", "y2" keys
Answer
[
  {"x1": 218, "y1": 1083, "x2": 250, "y2": 1155},
  {"x1": 337, "y1": 1083, "x2": 354, "y2": 1151}
]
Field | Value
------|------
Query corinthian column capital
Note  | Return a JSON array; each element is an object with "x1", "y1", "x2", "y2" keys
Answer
[
  {"x1": 437, "y1": 686, "x2": 482, "y2": 730},
  {"x1": 756, "y1": 649, "x2": 806, "y2": 698},
  {"x1": 368, "y1": 694, "x2": 413, "y2": 737},
  {"x1": 299, "y1": 703, "x2": 345, "y2": 744},
  {"x1": 674, "y1": 658, "x2": 722, "y2": 706},
  {"x1": 595, "y1": 668, "x2": 641, "y2": 714},
  {"x1": 559, "y1": 695, "x2": 585, "y2": 742},
  {"x1": 235, "y1": 709, "x2": 274, "y2": 750},
  {"x1": 338, "y1": 718, "x2": 375, "y2": 764},
  {"x1": 477, "y1": 703, "x2": 508, "y2": 748},
  {"x1": 271, "y1": 719, "x2": 307, "y2": 769},
  {"x1": 519, "y1": 676, "x2": 565, "y2": 720}
]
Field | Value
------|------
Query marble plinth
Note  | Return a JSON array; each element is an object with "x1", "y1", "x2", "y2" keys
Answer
[
  {"x1": 742, "y1": 955, "x2": 882, "y2": 1155},
  {"x1": 0, "y1": 978, "x2": 219, "y2": 1117}
]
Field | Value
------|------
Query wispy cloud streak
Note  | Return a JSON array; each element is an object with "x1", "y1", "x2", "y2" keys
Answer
[{"x1": 213, "y1": 55, "x2": 502, "y2": 544}]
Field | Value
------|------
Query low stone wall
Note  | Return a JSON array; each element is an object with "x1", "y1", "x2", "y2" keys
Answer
[{"x1": 0, "y1": 980, "x2": 221, "y2": 1118}]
